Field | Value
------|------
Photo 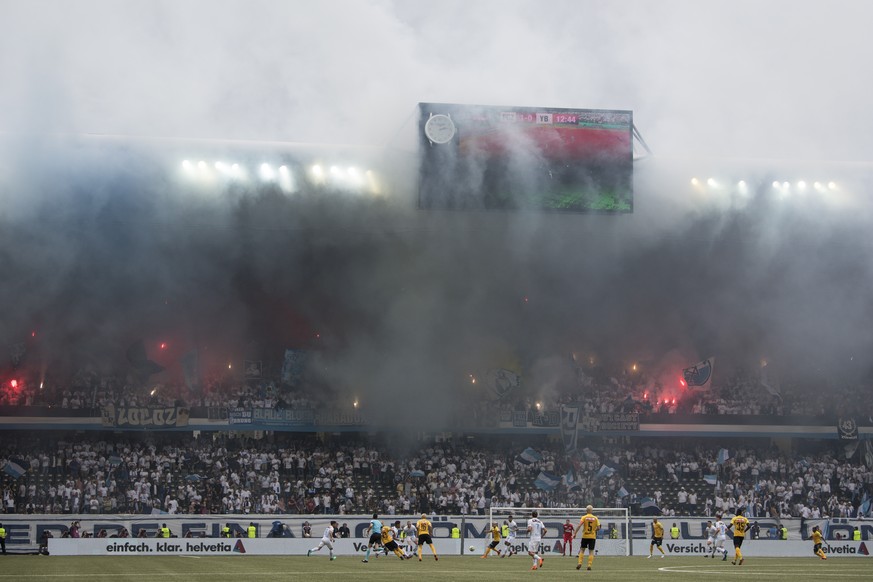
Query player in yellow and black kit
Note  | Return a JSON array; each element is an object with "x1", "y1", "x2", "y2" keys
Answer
[
  {"x1": 728, "y1": 509, "x2": 750, "y2": 565},
  {"x1": 481, "y1": 523, "x2": 503, "y2": 558},
  {"x1": 811, "y1": 526, "x2": 828, "y2": 560},
  {"x1": 416, "y1": 513, "x2": 439, "y2": 561},
  {"x1": 574, "y1": 505, "x2": 601, "y2": 571},
  {"x1": 648, "y1": 518, "x2": 666, "y2": 558},
  {"x1": 381, "y1": 525, "x2": 407, "y2": 559}
]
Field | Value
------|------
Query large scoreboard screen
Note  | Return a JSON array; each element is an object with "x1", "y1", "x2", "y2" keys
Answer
[{"x1": 418, "y1": 103, "x2": 633, "y2": 212}]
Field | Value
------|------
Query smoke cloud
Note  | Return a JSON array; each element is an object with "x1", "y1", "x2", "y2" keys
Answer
[{"x1": 1, "y1": 1, "x2": 872, "y2": 423}]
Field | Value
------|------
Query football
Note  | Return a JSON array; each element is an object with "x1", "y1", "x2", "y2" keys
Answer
[{"x1": 469, "y1": 545, "x2": 476, "y2": 552}]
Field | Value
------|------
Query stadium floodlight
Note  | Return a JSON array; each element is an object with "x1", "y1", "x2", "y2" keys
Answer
[
  {"x1": 278, "y1": 166, "x2": 295, "y2": 193},
  {"x1": 797, "y1": 180, "x2": 807, "y2": 190},
  {"x1": 198, "y1": 161, "x2": 207, "y2": 170},
  {"x1": 782, "y1": 181, "x2": 790, "y2": 189},
  {"x1": 310, "y1": 164, "x2": 325, "y2": 184},
  {"x1": 707, "y1": 178, "x2": 717, "y2": 187},
  {"x1": 347, "y1": 166, "x2": 365, "y2": 188},
  {"x1": 182, "y1": 160, "x2": 193, "y2": 171},
  {"x1": 690, "y1": 177, "x2": 699, "y2": 186},
  {"x1": 813, "y1": 181, "x2": 823, "y2": 191},
  {"x1": 367, "y1": 170, "x2": 380, "y2": 194},
  {"x1": 828, "y1": 181, "x2": 837, "y2": 190},
  {"x1": 772, "y1": 181, "x2": 780, "y2": 188},
  {"x1": 259, "y1": 163, "x2": 275, "y2": 181}
]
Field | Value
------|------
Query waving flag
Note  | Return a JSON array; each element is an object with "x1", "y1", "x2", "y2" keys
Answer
[
  {"x1": 703, "y1": 474, "x2": 718, "y2": 485},
  {"x1": 563, "y1": 469, "x2": 581, "y2": 491},
  {"x1": 683, "y1": 357, "x2": 715, "y2": 388},
  {"x1": 617, "y1": 486, "x2": 629, "y2": 498},
  {"x1": 594, "y1": 464, "x2": 616, "y2": 480},
  {"x1": 534, "y1": 471, "x2": 561, "y2": 491},
  {"x1": 126, "y1": 340, "x2": 164, "y2": 377},
  {"x1": 518, "y1": 447, "x2": 543, "y2": 465},
  {"x1": 181, "y1": 350, "x2": 201, "y2": 391},
  {"x1": 581, "y1": 448, "x2": 599, "y2": 461},
  {"x1": 640, "y1": 497, "x2": 661, "y2": 514},
  {"x1": 484, "y1": 368, "x2": 521, "y2": 399},
  {"x1": 3, "y1": 458, "x2": 27, "y2": 479},
  {"x1": 717, "y1": 448, "x2": 730, "y2": 465}
]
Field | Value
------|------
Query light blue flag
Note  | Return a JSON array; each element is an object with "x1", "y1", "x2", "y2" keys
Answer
[
  {"x1": 2, "y1": 459, "x2": 26, "y2": 479},
  {"x1": 534, "y1": 471, "x2": 561, "y2": 491},
  {"x1": 594, "y1": 464, "x2": 616, "y2": 480},
  {"x1": 518, "y1": 447, "x2": 543, "y2": 465}
]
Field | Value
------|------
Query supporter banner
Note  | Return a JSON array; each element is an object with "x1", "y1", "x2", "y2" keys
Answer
[
  {"x1": 483, "y1": 368, "x2": 521, "y2": 400},
  {"x1": 581, "y1": 412, "x2": 640, "y2": 432},
  {"x1": 315, "y1": 410, "x2": 365, "y2": 427},
  {"x1": 281, "y1": 349, "x2": 307, "y2": 386},
  {"x1": 252, "y1": 408, "x2": 315, "y2": 426},
  {"x1": 244, "y1": 360, "x2": 263, "y2": 379},
  {"x1": 207, "y1": 408, "x2": 365, "y2": 428},
  {"x1": 101, "y1": 404, "x2": 189, "y2": 428},
  {"x1": 838, "y1": 417, "x2": 859, "y2": 440},
  {"x1": 561, "y1": 404, "x2": 580, "y2": 452},
  {"x1": 228, "y1": 408, "x2": 253, "y2": 425},
  {"x1": 530, "y1": 410, "x2": 560, "y2": 427},
  {"x1": 682, "y1": 357, "x2": 714, "y2": 389}
]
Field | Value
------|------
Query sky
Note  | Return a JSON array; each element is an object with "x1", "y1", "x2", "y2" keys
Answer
[{"x1": 1, "y1": 0, "x2": 871, "y2": 416}]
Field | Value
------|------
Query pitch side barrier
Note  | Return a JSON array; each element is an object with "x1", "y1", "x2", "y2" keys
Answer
[
  {"x1": 48, "y1": 538, "x2": 872, "y2": 558},
  {"x1": 0, "y1": 514, "x2": 868, "y2": 555}
]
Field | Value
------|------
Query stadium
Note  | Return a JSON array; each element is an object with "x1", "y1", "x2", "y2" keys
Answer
[{"x1": 1, "y1": 2, "x2": 873, "y2": 581}]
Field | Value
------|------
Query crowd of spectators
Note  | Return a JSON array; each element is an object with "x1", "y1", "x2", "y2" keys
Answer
[
  {"x1": 1, "y1": 433, "x2": 870, "y2": 524},
  {"x1": 1, "y1": 360, "x2": 870, "y2": 424}
]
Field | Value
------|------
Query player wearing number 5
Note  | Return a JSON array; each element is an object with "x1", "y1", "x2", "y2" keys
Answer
[
  {"x1": 728, "y1": 509, "x2": 750, "y2": 565},
  {"x1": 574, "y1": 505, "x2": 601, "y2": 571}
]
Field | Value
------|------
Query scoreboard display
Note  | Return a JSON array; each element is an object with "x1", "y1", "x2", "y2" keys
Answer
[{"x1": 418, "y1": 102, "x2": 633, "y2": 213}]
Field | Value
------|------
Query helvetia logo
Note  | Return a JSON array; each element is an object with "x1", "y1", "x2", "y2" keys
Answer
[
  {"x1": 823, "y1": 544, "x2": 857, "y2": 555},
  {"x1": 233, "y1": 540, "x2": 246, "y2": 553},
  {"x1": 859, "y1": 542, "x2": 869, "y2": 556}
]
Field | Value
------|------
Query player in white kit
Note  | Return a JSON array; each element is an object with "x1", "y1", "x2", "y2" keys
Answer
[
  {"x1": 403, "y1": 520, "x2": 418, "y2": 558},
  {"x1": 713, "y1": 516, "x2": 728, "y2": 561},
  {"x1": 705, "y1": 520, "x2": 719, "y2": 558},
  {"x1": 307, "y1": 520, "x2": 338, "y2": 560},
  {"x1": 526, "y1": 511, "x2": 547, "y2": 571},
  {"x1": 502, "y1": 515, "x2": 518, "y2": 557}
]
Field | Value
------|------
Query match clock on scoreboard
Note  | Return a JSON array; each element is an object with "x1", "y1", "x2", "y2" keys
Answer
[{"x1": 424, "y1": 113, "x2": 456, "y2": 144}]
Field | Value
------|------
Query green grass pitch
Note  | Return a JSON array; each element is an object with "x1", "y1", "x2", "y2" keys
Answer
[{"x1": 0, "y1": 555, "x2": 867, "y2": 581}]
